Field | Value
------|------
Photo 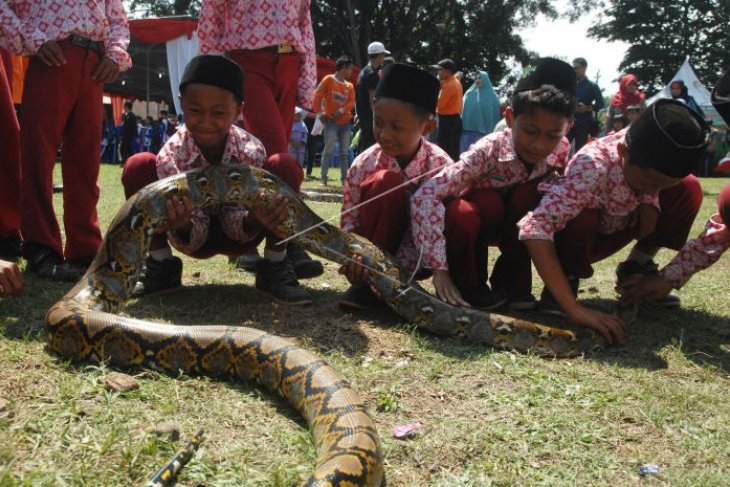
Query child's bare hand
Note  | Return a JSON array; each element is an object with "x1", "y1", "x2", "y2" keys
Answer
[
  {"x1": 159, "y1": 195, "x2": 193, "y2": 234},
  {"x1": 338, "y1": 254, "x2": 370, "y2": 285},
  {"x1": 249, "y1": 192, "x2": 288, "y2": 238},
  {"x1": 0, "y1": 259, "x2": 24, "y2": 296},
  {"x1": 618, "y1": 273, "x2": 673, "y2": 307},
  {"x1": 432, "y1": 269, "x2": 470, "y2": 307},
  {"x1": 567, "y1": 304, "x2": 627, "y2": 345}
]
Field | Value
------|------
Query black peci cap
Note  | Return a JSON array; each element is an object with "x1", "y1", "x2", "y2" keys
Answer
[
  {"x1": 514, "y1": 57, "x2": 577, "y2": 97},
  {"x1": 627, "y1": 99, "x2": 710, "y2": 178},
  {"x1": 711, "y1": 67, "x2": 730, "y2": 125},
  {"x1": 179, "y1": 55, "x2": 244, "y2": 103},
  {"x1": 375, "y1": 63, "x2": 440, "y2": 114}
]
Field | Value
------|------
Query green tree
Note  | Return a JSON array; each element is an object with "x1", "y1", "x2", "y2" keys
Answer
[
  {"x1": 585, "y1": 0, "x2": 730, "y2": 93},
  {"x1": 312, "y1": 0, "x2": 556, "y2": 87},
  {"x1": 127, "y1": 0, "x2": 200, "y2": 17}
]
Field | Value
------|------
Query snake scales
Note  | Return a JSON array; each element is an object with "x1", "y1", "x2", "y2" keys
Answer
[{"x1": 46, "y1": 164, "x2": 605, "y2": 485}]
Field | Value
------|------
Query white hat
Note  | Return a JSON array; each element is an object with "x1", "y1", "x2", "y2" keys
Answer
[{"x1": 367, "y1": 42, "x2": 390, "y2": 56}]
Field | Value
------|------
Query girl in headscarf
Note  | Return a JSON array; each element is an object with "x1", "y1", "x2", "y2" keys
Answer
[
  {"x1": 670, "y1": 79, "x2": 705, "y2": 118},
  {"x1": 460, "y1": 70, "x2": 501, "y2": 153},
  {"x1": 610, "y1": 73, "x2": 646, "y2": 117}
]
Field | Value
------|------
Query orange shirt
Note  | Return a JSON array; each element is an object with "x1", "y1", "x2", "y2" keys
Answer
[
  {"x1": 436, "y1": 75, "x2": 463, "y2": 116},
  {"x1": 312, "y1": 74, "x2": 355, "y2": 125}
]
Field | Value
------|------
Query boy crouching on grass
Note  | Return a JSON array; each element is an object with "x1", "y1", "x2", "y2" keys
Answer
[
  {"x1": 619, "y1": 68, "x2": 730, "y2": 307},
  {"x1": 338, "y1": 63, "x2": 452, "y2": 310},
  {"x1": 518, "y1": 99, "x2": 710, "y2": 344},
  {"x1": 411, "y1": 58, "x2": 576, "y2": 311},
  {"x1": 121, "y1": 55, "x2": 313, "y2": 305}
]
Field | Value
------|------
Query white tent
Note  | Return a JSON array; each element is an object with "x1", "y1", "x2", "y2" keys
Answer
[{"x1": 646, "y1": 57, "x2": 724, "y2": 126}]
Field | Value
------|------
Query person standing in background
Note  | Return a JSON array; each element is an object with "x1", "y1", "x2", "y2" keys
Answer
[
  {"x1": 569, "y1": 57, "x2": 604, "y2": 152},
  {"x1": 355, "y1": 41, "x2": 390, "y2": 153},
  {"x1": 460, "y1": 70, "x2": 500, "y2": 153},
  {"x1": 0, "y1": 0, "x2": 131, "y2": 282},
  {"x1": 435, "y1": 58, "x2": 463, "y2": 160}
]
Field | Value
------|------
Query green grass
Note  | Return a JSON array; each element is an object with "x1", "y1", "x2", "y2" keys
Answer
[{"x1": 1, "y1": 165, "x2": 729, "y2": 486}]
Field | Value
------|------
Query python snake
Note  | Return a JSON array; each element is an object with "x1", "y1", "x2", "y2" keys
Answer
[{"x1": 46, "y1": 164, "x2": 605, "y2": 485}]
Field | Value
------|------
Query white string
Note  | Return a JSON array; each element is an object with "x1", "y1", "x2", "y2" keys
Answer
[
  {"x1": 316, "y1": 238, "x2": 436, "y2": 303},
  {"x1": 276, "y1": 162, "x2": 447, "y2": 247}
]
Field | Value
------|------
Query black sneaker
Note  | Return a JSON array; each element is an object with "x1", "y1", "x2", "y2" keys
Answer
[
  {"x1": 68, "y1": 255, "x2": 95, "y2": 274},
  {"x1": 338, "y1": 284, "x2": 380, "y2": 311},
  {"x1": 287, "y1": 243, "x2": 324, "y2": 279},
  {"x1": 25, "y1": 245, "x2": 80, "y2": 282},
  {"x1": 539, "y1": 277, "x2": 579, "y2": 318},
  {"x1": 0, "y1": 236, "x2": 22, "y2": 261},
  {"x1": 236, "y1": 249, "x2": 262, "y2": 273},
  {"x1": 131, "y1": 256, "x2": 183, "y2": 298},
  {"x1": 255, "y1": 258, "x2": 313, "y2": 305},
  {"x1": 460, "y1": 285, "x2": 507, "y2": 311},
  {"x1": 615, "y1": 259, "x2": 681, "y2": 309}
]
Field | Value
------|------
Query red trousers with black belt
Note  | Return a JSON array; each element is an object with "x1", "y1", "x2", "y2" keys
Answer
[
  {"x1": 19, "y1": 43, "x2": 103, "y2": 260},
  {"x1": 121, "y1": 152, "x2": 303, "y2": 258},
  {"x1": 0, "y1": 49, "x2": 20, "y2": 240}
]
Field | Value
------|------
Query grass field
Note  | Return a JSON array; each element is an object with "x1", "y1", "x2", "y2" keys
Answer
[{"x1": 1, "y1": 165, "x2": 729, "y2": 486}]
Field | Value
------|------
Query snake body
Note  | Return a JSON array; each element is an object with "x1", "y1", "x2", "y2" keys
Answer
[{"x1": 46, "y1": 164, "x2": 605, "y2": 485}]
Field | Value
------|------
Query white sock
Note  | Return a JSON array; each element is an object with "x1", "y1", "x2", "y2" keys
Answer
[
  {"x1": 264, "y1": 248, "x2": 286, "y2": 262},
  {"x1": 149, "y1": 247, "x2": 173, "y2": 261},
  {"x1": 627, "y1": 247, "x2": 654, "y2": 265}
]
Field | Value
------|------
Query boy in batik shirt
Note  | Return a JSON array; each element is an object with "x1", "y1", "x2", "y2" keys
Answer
[
  {"x1": 412, "y1": 58, "x2": 576, "y2": 311},
  {"x1": 121, "y1": 55, "x2": 312, "y2": 305},
  {"x1": 338, "y1": 63, "x2": 451, "y2": 310}
]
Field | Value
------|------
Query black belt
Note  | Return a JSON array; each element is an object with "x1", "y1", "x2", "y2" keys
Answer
[
  {"x1": 257, "y1": 43, "x2": 295, "y2": 54},
  {"x1": 67, "y1": 35, "x2": 103, "y2": 55}
]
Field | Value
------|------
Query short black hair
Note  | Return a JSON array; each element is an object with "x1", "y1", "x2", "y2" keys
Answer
[
  {"x1": 573, "y1": 57, "x2": 587, "y2": 68},
  {"x1": 336, "y1": 56, "x2": 353, "y2": 71},
  {"x1": 124, "y1": 101, "x2": 133, "y2": 110},
  {"x1": 511, "y1": 84, "x2": 576, "y2": 119}
]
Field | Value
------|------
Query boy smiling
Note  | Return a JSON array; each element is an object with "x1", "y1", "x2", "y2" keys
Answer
[
  {"x1": 121, "y1": 55, "x2": 312, "y2": 305},
  {"x1": 412, "y1": 58, "x2": 576, "y2": 311},
  {"x1": 338, "y1": 63, "x2": 451, "y2": 310}
]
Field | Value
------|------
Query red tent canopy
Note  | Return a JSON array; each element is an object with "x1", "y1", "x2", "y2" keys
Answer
[{"x1": 129, "y1": 18, "x2": 198, "y2": 44}]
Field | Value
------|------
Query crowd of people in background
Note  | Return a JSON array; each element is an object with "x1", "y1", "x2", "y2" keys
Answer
[{"x1": 102, "y1": 103, "x2": 178, "y2": 164}]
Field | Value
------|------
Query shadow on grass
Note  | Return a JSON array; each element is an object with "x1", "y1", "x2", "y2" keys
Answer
[
  {"x1": 5, "y1": 275, "x2": 728, "y2": 373},
  {"x1": 343, "y1": 293, "x2": 730, "y2": 373},
  {"x1": 0, "y1": 279, "x2": 373, "y2": 358}
]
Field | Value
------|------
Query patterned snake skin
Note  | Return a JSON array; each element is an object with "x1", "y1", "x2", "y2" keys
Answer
[{"x1": 46, "y1": 164, "x2": 605, "y2": 485}]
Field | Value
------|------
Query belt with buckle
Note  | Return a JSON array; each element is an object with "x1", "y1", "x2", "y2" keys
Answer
[
  {"x1": 67, "y1": 35, "x2": 103, "y2": 55},
  {"x1": 259, "y1": 42, "x2": 294, "y2": 54}
]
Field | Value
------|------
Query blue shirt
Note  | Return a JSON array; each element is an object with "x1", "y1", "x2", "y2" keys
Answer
[{"x1": 575, "y1": 78, "x2": 604, "y2": 125}]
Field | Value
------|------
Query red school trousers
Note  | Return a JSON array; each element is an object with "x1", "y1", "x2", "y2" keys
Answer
[
  {"x1": 354, "y1": 170, "x2": 409, "y2": 255},
  {"x1": 20, "y1": 43, "x2": 103, "y2": 260},
  {"x1": 121, "y1": 152, "x2": 304, "y2": 258},
  {"x1": 0, "y1": 49, "x2": 20, "y2": 239},
  {"x1": 555, "y1": 175, "x2": 704, "y2": 278},
  {"x1": 228, "y1": 50, "x2": 300, "y2": 157}
]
